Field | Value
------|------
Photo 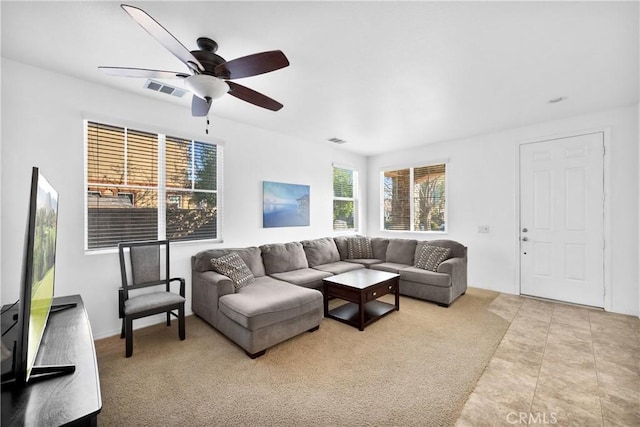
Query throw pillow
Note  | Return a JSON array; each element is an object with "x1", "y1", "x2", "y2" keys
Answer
[
  {"x1": 347, "y1": 236, "x2": 373, "y2": 259},
  {"x1": 210, "y1": 253, "x2": 255, "y2": 291},
  {"x1": 415, "y1": 245, "x2": 452, "y2": 272}
]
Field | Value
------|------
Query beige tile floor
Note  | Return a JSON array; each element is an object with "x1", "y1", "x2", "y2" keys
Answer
[{"x1": 456, "y1": 294, "x2": 640, "y2": 427}]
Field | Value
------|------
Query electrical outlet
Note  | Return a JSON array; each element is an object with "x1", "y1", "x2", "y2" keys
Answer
[{"x1": 477, "y1": 225, "x2": 490, "y2": 233}]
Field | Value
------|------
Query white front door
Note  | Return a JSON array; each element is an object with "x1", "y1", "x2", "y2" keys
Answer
[{"x1": 519, "y1": 132, "x2": 604, "y2": 307}]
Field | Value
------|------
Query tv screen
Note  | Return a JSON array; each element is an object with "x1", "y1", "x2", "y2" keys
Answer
[{"x1": 16, "y1": 167, "x2": 59, "y2": 384}]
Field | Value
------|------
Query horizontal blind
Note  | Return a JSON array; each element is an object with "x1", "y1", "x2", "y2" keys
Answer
[
  {"x1": 383, "y1": 168, "x2": 411, "y2": 231},
  {"x1": 413, "y1": 164, "x2": 446, "y2": 231},
  {"x1": 86, "y1": 122, "x2": 159, "y2": 249},
  {"x1": 333, "y1": 167, "x2": 353, "y2": 198}
]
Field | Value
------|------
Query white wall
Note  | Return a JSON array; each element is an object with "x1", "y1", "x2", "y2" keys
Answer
[
  {"x1": 368, "y1": 104, "x2": 639, "y2": 316},
  {"x1": 0, "y1": 59, "x2": 367, "y2": 338}
]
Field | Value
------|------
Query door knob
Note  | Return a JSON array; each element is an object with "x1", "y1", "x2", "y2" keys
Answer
[
  {"x1": 522, "y1": 237, "x2": 529, "y2": 241},
  {"x1": 522, "y1": 228, "x2": 528, "y2": 233}
]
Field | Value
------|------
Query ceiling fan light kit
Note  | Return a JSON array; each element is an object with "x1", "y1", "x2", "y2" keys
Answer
[
  {"x1": 184, "y1": 75, "x2": 230, "y2": 101},
  {"x1": 99, "y1": 4, "x2": 289, "y2": 119}
]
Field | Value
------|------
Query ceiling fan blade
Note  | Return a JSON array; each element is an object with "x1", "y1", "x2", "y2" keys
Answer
[
  {"x1": 226, "y1": 81, "x2": 283, "y2": 111},
  {"x1": 215, "y1": 50, "x2": 289, "y2": 80},
  {"x1": 121, "y1": 4, "x2": 204, "y2": 73},
  {"x1": 192, "y1": 95, "x2": 212, "y2": 117},
  {"x1": 98, "y1": 66, "x2": 188, "y2": 79}
]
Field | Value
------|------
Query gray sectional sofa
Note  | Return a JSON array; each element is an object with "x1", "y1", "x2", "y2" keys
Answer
[{"x1": 191, "y1": 236, "x2": 467, "y2": 358}]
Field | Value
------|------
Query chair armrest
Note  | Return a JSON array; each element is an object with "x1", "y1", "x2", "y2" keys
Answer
[
  {"x1": 169, "y1": 277, "x2": 186, "y2": 297},
  {"x1": 118, "y1": 287, "x2": 125, "y2": 319}
]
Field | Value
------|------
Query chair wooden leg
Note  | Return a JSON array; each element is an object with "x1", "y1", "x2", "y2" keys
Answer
[
  {"x1": 178, "y1": 307, "x2": 185, "y2": 341},
  {"x1": 307, "y1": 325, "x2": 320, "y2": 333},
  {"x1": 125, "y1": 318, "x2": 133, "y2": 358},
  {"x1": 166, "y1": 312, "x2": 171, "y2": 326},
  {"x1": 120, "y1": 319, "x2": 125, "y2": 339}
]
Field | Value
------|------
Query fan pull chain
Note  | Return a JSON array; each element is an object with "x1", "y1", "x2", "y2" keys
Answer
[{"x1": 205, "y1": 116, "x2": 210, "y2": 135}]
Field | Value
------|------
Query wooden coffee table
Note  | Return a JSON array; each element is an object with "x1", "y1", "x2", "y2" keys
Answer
[{"x1": 323, "y1": 269, "x2": 400, "y2": 331}]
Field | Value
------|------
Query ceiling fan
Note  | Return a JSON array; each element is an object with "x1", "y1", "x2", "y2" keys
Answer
[{"x1": 99, "y1": 4, "x2": 289, "y2": 117}]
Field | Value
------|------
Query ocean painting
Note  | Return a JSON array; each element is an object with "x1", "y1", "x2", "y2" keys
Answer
[{"x1": 263, "y1": 181, "x2": 310, "y2": 228}]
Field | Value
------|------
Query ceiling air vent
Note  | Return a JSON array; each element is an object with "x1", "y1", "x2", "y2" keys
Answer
[
  {"x1": 144, "y1": 79, "x2": 187, "y2": 98},
  {"x1": 328, "y1": 137, "x2": 347, "y2": 145}
]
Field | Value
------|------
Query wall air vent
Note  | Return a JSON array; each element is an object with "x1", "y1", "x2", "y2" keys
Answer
[
  {"x1": 328, "y1": 137, "x2": 347, "y2": 144},
  {"x1": 144, "y1": 79, "x2": 187, "y2": 98}
]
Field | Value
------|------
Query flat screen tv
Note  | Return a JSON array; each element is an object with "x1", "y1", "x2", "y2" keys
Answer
[{"x1": 1, "y1": 167, "x2": 74, "y2": 387}]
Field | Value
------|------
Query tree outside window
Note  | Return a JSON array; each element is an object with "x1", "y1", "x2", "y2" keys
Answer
[
  {"x1": 333, "y1": 166, "x2": 358, "y2": 231},
  {"x1": 383, "y1": 163, "x2": 446, "y2": 232}
]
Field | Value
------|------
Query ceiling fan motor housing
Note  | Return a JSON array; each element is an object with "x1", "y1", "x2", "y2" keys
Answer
[{"x1": 192, "y1": 38, "x2": 228, "y2": 77}]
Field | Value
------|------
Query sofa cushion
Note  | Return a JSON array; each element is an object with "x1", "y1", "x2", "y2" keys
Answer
[
  {"x1": 347, "y1": 236, "x2": 373, "y2": 259},
  {"x1": 193, "y1": 247, "x2": 266, "y2": 277},
  {"x1": 415, "y1": 245, "x2": 452, "y2": 272},
  {"x1": 416, "y1": 240, "x2": 467, "y2": 260},
  {"x1": 260, "y1": 242, "x2": 309, "y2": 274},
  {"x1": 400, "y1": 266, "x2": 452, "y2": 288},
  {"x1": 193, "y1": 248, "x2": 235, "y2": 272},
  {"x1": 210, "y1": 253, "x2": 255, "y2": 291},
  {"x1": 385, "y1": 239, "x2": 417, "y2": 265},
  {"x1": 219, "y1": 280, "x2": 322, "y2": 331},
  {"x1": 370, "y1": 238, "x2": 389, "y2": 261},
  {"x1": 302, "y1": 237, "x2": 340, "y2": 267},
  {"x1": 269, "y1": 268, "x2": 333, "y2": 289},
  {"x1": 312, "y1": 261, "x2": 365, "y2": 275},
  {"x1": 333, "y1": 236, "x2": 349, "y2": 260},
  {"x1": 370, "y1": 262, "x2": 411, "y2": 274},
  {"x1": 345, "y1": 259, "x2": 384, "y2": 268}
]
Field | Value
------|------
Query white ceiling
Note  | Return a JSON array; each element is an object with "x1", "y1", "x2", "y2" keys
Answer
[{"x1": 2, "y1": 1, "x2": 638, "y2": 156}]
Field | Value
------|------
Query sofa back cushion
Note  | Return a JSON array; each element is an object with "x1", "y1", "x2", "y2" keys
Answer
[
  {"x1": 260, "y1": 242, "x2": 309, "y2": 274},
  {"x1": 416, "y1": 240, "x2": 467, "y2": 260},
  {"x1": 302, "y1": 237, "x2": 340, "y2": 267},
  {"x1": 370, "y1": 238, "x2": 389, "y2": 261},
  {"x1": 333, "y1": 236, "x2": 351, "y2": 260},
  {"x1": 385, "y1": 239, "x2": 417, "y2": 265},
  {"x1": 192, "y1": 247, "x2": 266, "y2": 277}
]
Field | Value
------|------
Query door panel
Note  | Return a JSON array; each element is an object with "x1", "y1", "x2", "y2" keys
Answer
[{"x1": 520, "y1": 132, "x2": 604, "y2": 307}]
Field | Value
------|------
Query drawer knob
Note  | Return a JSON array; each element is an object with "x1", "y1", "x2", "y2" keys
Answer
[
  {"x1": 372, "y1": 292, "x2": 377, "y2": 296},
  {"x1": 388, "y1": 286, "x2": 392, "y2": 290}
]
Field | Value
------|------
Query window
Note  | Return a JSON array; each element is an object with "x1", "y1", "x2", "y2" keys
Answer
[
  {"x1": 333, "y1": 165, "x2": 358, "y2": 231},
  {"x1": 382, "y1": 163, "x2": 446, "y2": 232},
  {"x1": 85, "y1": 121, "x2": 222, "y2": 250}
]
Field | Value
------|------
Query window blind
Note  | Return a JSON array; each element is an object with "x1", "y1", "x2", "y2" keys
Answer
[
  {"x1": 86, "y1": 121, "x2": 220, "y2": 250},
  {"x1": 382, "y1": 164, "x2": 446, "y2": 232}
]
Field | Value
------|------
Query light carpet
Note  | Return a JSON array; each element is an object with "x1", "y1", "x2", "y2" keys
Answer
[{"x1": 95, "y1": 287, "x2": 509, "y2": 427}]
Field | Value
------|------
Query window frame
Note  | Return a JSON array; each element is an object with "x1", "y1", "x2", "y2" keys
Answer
[
  {"x1": 379, "y1": 160, "x2": 448, "y2": 234},
  {"x1": 332, "y1": 163, "x2": 359, "y2": 233},
  {"x1": 83, "y1": 118, "x2": 224, "y2": 252}
]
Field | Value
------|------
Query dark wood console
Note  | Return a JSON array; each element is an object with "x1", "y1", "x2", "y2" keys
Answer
[{"x1": 1, "y1": 295, "x2": 102, "y2": 426}]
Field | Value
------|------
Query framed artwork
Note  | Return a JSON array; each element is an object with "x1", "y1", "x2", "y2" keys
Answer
[{"x1": 263, "y1": 181, "x2": 310, "y2": 228}]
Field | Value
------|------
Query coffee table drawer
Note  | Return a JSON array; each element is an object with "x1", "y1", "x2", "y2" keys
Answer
[{"x1": 366, "y1": 282, "x2": 396, "y2": 302}]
